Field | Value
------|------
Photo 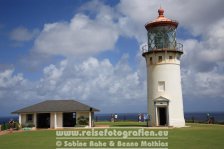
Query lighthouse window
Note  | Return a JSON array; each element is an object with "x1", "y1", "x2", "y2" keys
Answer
[
  {"x1": 158, "y1": 56, "x2": 162, "y2": 63},
  {"x1": 158, "y1": 81, "x2": 165, "y2": 92}
]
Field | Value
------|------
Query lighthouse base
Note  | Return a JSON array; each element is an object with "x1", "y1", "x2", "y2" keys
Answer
[
  {"x1": 148, "y1": 96, "x2": 185, "y2": 128},
  {"x1": 169, "y1": 119, "x2": 185, "y2": 127}
]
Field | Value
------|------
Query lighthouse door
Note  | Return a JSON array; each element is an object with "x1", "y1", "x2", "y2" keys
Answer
[
  {"x1": 158, "y1": 107, "x2": 167, "y2": 126},
  {"x1": 154, "y1": 97, "x2": 169, "y2": 126}
]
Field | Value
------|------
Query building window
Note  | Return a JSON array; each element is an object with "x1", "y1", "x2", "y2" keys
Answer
[
  {"x1": 26, "y1": 114, "x2": 33, "y2": 122},
  {"x1": 158, "y1": 56, "x2": 162, "y2": 63},
  {"x1": 150, "y1": 57, "x2": 153, "y2": 64},
  {"x1": 169, "y1": 56, "x2": 173, "y2": 61},
  {"x1": 158, "y1": 81, "x2": 165, "y2": 92}
]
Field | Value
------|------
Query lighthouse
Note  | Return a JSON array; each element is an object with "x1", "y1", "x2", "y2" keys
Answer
[{"x1": 142, "y1": 8, "x2": 185, "y2": 127}]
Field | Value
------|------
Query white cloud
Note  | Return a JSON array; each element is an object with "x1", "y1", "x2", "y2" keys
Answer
[
  {"x1": 33, "y1": 13, "x2": 119, "y2": 57},
  {"x1": 149, "y1": 0, "x2": 224, "y2": 36},
  {"x1": 36, "y1": 56, "x2": 146, "y2": 106},
  {"x1": 116, "y1": 0, "x2": 224, "y2": 40},
  {"x1": 0, "y1": 56, "x2": 146, "y2": 115},
  {"x1": 31, "y1": 0, "x2": 224, "y2": 56},
  {"x1": 2, "y1": 0, "x2": 224, "y2": 114},
  {"x1": 182, "y1": 68, "x2": 224, "y2": 98},
  {"x1": 10, "y1": 27, "x2": 39, "y2": 41},
  {"x1": 180, "y1": 19, "x2": 224, "y2": 97},
  {"x1": 0, "y1": 69, "x2": 24, "y2": 88},
  {"x1": 116, "y1": 0, "x2": 157, "y2": 42},
  {"x1": 0, "y1": 68, "x2": 38, "y2": 112}
]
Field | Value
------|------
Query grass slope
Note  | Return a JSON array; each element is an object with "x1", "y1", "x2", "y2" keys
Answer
[
  {"x1": 169, "y1": 123, "x2": 224, "y2": 149},
  {"x1": 0, "y1": 130, "x2": 55, "y2": 149},
  {"x1": 0, "y1": 122, "x2": 223, "y2": 149}
]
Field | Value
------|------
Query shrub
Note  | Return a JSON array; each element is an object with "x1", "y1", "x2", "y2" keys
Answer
[
  {"x1": 1, "y1": 123, "x2": 9, "y2": 130},
  {"x1": 0, "y1": 121, "x2": 22, "y2": 130},
  {"x1": 77, "y1": 116, "x2": 89, "y2": 125},
  {"x1": 22, "y1": 122, "x2": 35, "y2": 128},
  {"x1": 14, "y1": 122, "x2": 21, "y2": 130}
]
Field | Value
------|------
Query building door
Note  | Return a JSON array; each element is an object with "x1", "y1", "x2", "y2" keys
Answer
[
  {"x1": 63, "y1": 112, "x2": 76, "y2": 127},
  {"x1": 37, "y1": 113, "x2": 50, "y2": 128},
  {"x1": 158, "y1": 107, "x2": 167, "y2": 126}
]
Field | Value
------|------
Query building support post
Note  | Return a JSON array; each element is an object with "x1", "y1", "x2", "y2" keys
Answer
[
  {"x1": 155, "y1": 105, "x2": 158, "y2": 126},
  {"x1": 34, "y1": 113, "x2": 37, "y2": 128},
  {"x1": 54, "y1": 113, "x2": 57, "y2": 129},
  {"x1": 89, "y1": 112, "x2": 92, "y2": 128},
  {"x1": 19, "y1": 114, "x2": 22, "y2": 124}
]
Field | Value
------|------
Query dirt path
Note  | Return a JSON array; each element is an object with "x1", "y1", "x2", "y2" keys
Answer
[{"x1": 0, "y1": 130, "x2": 24, "y2": 136}]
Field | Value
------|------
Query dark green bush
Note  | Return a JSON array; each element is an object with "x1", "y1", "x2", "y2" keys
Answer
[
  {"x1": 22, "y1": 122, "x2": 35, "y2": 128},
  {"x1": 1, "y1": 121, "x2": 21, "y2": 130},
  {"x1": 14, "y1": 122, "x2": 21, "y2": 130},
  {"x1": 77, "y1": 116, "x2": 89, "y2": 125},
  {"x1": 1, "y1": 123, "x2": 9, "y2": 130}
]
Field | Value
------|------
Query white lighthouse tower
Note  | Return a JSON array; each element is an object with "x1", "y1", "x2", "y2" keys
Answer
[{"x1": 142, "y1": 8, "x2": 185, "y2": 127}]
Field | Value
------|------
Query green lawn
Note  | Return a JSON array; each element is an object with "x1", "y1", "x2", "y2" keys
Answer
[
  {"x1": 169, "y1": 123, "x2": 224, "y2": 149},
  {"x1": 0, "y1": 122, "x2": 223, "y2": 149},
  {"x1": 0, "y1": 129, "x2": 56, "y2": 149}
]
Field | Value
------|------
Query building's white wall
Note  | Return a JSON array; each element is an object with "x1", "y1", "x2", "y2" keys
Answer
[
  {"x1": 21, "y1": 114, "x2": 26, "y2": 126},
  {"x1": 20, "y1": 113, "x2": 37, "y2": 127},
  {"x1": 50, "y1": 113, "x2": 55, "y2": 128},
  {"x1": 145, "y1": 52, "x2": 185, "y2": 127},
  {"x1": 56, "y1": 112, "x2": 63, "y2": 128},
  {"x1": 76, "y1": 112, "x2": 89, "y2": 119}
]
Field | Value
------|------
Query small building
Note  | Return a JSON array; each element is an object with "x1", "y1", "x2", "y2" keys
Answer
[{"x1": 12, "y1": 100, "x2": 99, "y2": 128}]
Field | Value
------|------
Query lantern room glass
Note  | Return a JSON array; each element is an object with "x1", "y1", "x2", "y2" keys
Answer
[{"x1": 147, "y1": 26, "x2": 176, "y2": 51}]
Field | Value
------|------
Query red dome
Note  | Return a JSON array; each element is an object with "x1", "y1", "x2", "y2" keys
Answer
[
  {"x1": 158, "y1": 7, "x2": 164, "y2": 17},
  {"x1": 145, "y1": 7, "x2": 178, "y2": 30}
]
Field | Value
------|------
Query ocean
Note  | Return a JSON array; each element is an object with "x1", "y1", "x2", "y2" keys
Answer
[
  {"x1": 94, "y1": 112, "x2": 224, "y2": 122},
  {"x1": 1, "y1": 112, "x2": 224, "y2": 124}
]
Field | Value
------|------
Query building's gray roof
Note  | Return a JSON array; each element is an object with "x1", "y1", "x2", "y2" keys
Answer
[{"x1": 12, "y1": 100, "x2": 99, "y2": 114}]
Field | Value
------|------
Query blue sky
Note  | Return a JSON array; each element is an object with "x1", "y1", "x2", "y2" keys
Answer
[{"x1": 0, "y1": 0, "x2": 224, "y2": 116}]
